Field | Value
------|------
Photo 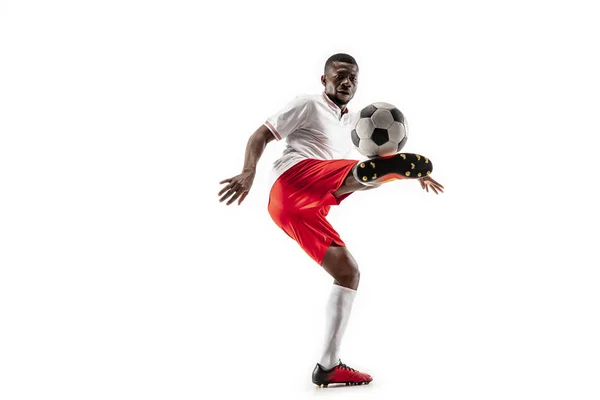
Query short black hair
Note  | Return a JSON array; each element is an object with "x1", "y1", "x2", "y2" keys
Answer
[{"x1": 324, "y1": 53, "x2": 358, "y2": 74}]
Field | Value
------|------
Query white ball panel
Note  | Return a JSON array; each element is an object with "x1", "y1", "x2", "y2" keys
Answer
[
  {"x1": 355, "y1": 118, "x2": 376, "y2": 139},
  {"x1": 378, "y1": 141, "x2": 398, "y2": 157},
  {"x1": 371, "y1": 109, "x2": 394, "y2": 129},
  {"x1": 358, "y1": 139, "x2": 379, "y2": 157},
  {"x1": 387, "y1": 121, "x2": 406, "y2": 143}
]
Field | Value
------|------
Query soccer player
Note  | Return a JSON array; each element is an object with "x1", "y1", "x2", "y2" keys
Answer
[{"x1": 218, "y1": 53, "x2": 444, "y2": 387}]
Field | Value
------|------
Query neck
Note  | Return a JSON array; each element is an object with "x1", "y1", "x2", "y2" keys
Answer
[{"x1": 326, "y1": 93, "x2": 347, "y2": 112}]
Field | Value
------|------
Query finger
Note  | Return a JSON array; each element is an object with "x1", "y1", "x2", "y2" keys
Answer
[
  {"x1": 431, "y1": 178, "x2": 444, "y2": 188},
  {"x1": 218, "y1": 183, "x2": 235, "y2": 196},
  {"x1": 431, "y1": 186, "x2": 439, "y2": 195},
  {"x1": 435, "y1": 184, "x2": 444, "y2": 193},
  {"x1": 228, "y1": 181, "x2": 243, "y2": 195},
  {"x1": 227, "y1": 190, "x2": 243, "y2": 205},
  {"x1": 219, "y1": 189, "x2": 236, "y2": 203},
  {"x1": 218, "y1": 183, "x2": 233, "y2": 196},
  {"x1": 238, "y1": 191, "x2": 249, "y2": 205},
  {"x1": 420, "y1": 179, "x2": 425, "y2": 189},
  {"x1": 219, "y1": 178, "x2": 232, "y2": 185},
  {"x1": 425, "y1": 184, "x2": 429, "y2": 192}
]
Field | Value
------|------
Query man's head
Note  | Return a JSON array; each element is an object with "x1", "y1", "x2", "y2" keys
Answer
[{"x1": 321, "y1": 53, "x2": 359, "y2": 108}]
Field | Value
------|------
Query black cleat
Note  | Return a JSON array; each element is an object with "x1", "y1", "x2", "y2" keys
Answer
[{"x1": 353, "y1": 153, "x2": 433, "y2": 185}]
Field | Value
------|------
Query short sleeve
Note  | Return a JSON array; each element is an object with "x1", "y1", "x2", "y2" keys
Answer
[{"x1": 264, "y1": 96, "x2": 311, "y2": 141}]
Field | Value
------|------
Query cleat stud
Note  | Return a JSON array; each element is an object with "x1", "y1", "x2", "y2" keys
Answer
[
  {"x1": 424, "y1": 157, "x2": 429, "y2": 163},
  {"x1": 362, "y1": 176, "x2": 368, "y2": 181},
  {"x1": 418, "y1": 173, "x2": 422, "y2": 177},
  {"x1": 372, "y1": 174, "x2": 377, "y2": 179},
  {"x1": 416, "y1": 155, "x2": 421, "y2": 160},
  {"x1": 426, "y1": 171, "x2": 431, "y2": 175},
  {"x1": 405, "y1": 171, "x2": 411, "y2": 177},
  {"x1": 400, "y1": 154, "x2": 406, "y2": 159},
  {"x1": 360, "y1": 163, "x2": 365, "y2": 168},
  {"x1": 411, "y1": 163, "x2": 415, "y2": 170},
  {"x1": 370, "y1": 161, "x2": 375, "y2": 168}
]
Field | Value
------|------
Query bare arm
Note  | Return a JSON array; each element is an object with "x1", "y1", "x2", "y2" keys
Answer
[
  {"x1": 241, "y1": 125, "x2": 275, "y2": 174},
  {"x1": 218, "y1": 125, "x2": 276, "y2": 205}
]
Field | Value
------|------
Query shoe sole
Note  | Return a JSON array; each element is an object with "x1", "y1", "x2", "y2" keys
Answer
[
  {"x1": 355, "y1": 153, "x2": 432, "y2": 184},
  {"x1": 316, "y1": 381, "x2": 371, "y2": 388}
]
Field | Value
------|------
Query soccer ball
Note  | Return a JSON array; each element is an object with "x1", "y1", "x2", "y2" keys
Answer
[{"x1": 351, "y1": 102, "x2": 408, "y2": 157}]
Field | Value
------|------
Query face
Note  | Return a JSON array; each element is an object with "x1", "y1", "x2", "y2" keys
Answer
[{"x1": 321, "y1": 61, "x2": 359, "y2": 107}]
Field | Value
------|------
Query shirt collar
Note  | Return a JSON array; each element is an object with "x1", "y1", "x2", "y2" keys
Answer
[{"x1": 322, "y1": 92, "x2": 349, "y2": 116}]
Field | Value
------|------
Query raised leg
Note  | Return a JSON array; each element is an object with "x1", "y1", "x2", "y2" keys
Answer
[
  {"x1": 332, "y1": 171, "x2": 372, "y2": 197},
  {"x1": 354, "y1": 153, "x2": 433, "y2": 185},
  {"x1": 333, "y1": 153, "x2": 433, "y2": 197}
]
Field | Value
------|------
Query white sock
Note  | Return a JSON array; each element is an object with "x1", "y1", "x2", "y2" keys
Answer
[{"x1": 318, "y1": 284, "x2": 357, "y2": 370}]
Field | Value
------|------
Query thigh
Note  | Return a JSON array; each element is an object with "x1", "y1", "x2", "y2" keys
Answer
[
  {"x1": 270, "y1": 159, "x2": 358, "y2": 212},
  {"x1": 268, "y1": 205, "x2": 347, "y2": 265}
]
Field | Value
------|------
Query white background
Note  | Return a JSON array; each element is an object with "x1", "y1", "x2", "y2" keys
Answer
[{"x1": 1, "y1": 0, "x2": 599, "y2": 399}]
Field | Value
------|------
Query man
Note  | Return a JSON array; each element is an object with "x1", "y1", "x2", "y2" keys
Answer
[{"x1": 218, "y1": 53, "x2": 444, "y2": 387}]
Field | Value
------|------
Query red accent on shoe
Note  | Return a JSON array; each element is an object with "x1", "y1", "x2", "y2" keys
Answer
[{"x1": 325, "y1": 362, "x2": 372, "y2": 384}]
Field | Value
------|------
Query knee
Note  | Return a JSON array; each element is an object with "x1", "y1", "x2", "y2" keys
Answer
[
  {"x1": 334, "y1": 257, "x2": 360, "y2": 289},
  {"x1": 336, "y1": 269, "x2": 360, "y2": 290},
  {"x1": 322, "y1": 246, "x2": 362, "y2": 289}
]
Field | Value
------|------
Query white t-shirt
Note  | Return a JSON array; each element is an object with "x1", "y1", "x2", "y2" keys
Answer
[{"x1": 264, "y1": 93, "x2": 361, "y2": 183}]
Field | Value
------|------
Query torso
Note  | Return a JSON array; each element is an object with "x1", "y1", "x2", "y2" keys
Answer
[{"x1": 271, "y1": 93, "x2": 358, "y2": 183}]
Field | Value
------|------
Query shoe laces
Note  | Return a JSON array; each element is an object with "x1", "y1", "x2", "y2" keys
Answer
[{"x1": 337, "y1": 362, "x2": 357, "y2": 372}]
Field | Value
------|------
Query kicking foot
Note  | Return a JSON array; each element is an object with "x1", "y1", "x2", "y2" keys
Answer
[
  {"x1": 312, "y1": 360, "x2": 373, "y2": 388},
  {"x1": 353, "y1": 153, "x2": 433, "y2": 185}
]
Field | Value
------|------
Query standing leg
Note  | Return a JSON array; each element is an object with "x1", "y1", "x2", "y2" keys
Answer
[
  {"x1": 318, "y1": 244, "x2": 359, "y2": 368},
  {"x1": 312, "y1": 244, "x2": 373, "y2": 386}
]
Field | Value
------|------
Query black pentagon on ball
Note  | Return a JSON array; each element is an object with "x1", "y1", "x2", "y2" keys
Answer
[
  {"x1": 390, "y1": 108, "x2": 404, "y2": 123},
  {"x1": 397, "y1": 135, "x2": 408, "y2": 152},
  {"x1": 371, "y1": 128, "x2": 389, "y2": 146},
  {"x1": 360, "y1": 104, "x2": 377, "y2": 118},
  {"x1": 351, "y1": 129, "x2": 360, "y2": 147}
]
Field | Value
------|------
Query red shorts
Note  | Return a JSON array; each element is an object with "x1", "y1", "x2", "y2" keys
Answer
[{"x1": 268, "y1": 158, "x2": 358, "y2": 265}]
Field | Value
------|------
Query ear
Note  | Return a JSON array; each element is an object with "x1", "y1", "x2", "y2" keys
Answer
[{"x1": 321, "y1": 75, "x2": 326, "y2": 86}]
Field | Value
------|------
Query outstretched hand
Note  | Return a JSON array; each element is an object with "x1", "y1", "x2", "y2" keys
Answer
[
  {"x1": 218, "y1": 170, "x2": 255, "y2": 205},
  {"x1": 419, "y1": 176, "x2": 444, "y2": 194}
]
